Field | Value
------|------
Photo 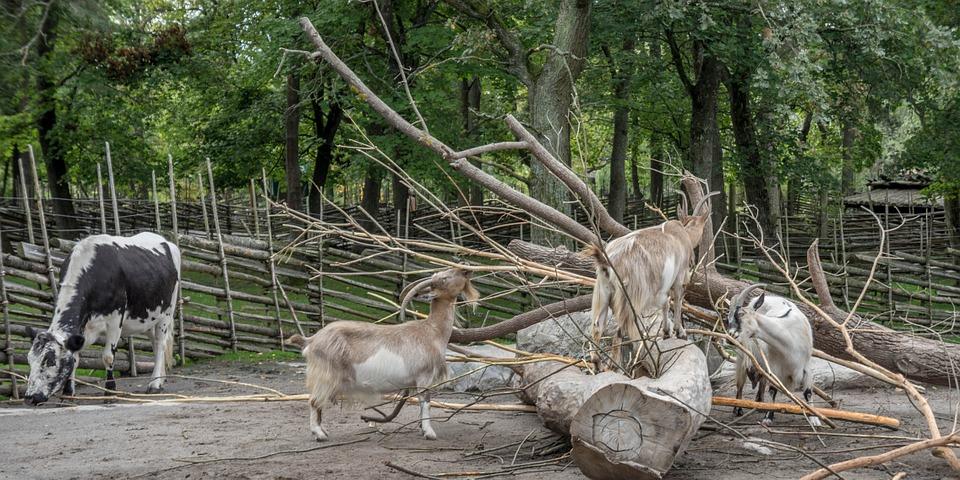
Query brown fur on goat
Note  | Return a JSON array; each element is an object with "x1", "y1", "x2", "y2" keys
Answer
[
  {"x1": 290, "y1": 267, "x2": 478, "y2": 442},
  {"x1": 588, "y1": 193, "x2": 715, "y2": 372}
]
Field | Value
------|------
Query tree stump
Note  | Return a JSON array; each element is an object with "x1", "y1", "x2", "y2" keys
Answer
[{"x1": 517, "y1": 339, "x2": 711, "y2": 479}]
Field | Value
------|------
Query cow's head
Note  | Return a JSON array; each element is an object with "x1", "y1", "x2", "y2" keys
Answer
[{"x1": 24, "y1": 327, "x2": 84, "y2": 405}]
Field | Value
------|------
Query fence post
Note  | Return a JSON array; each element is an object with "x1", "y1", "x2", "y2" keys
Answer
[
  {"x1": 249, "y1": 179, "x2": 260, "y2": 240},
  {"x1": 104, "y1": 142, "x2": 136, "y2": 375},
  {"x1": 96, "y1": 164, "x2": 108, "y2": 234},
  {"x1": 18, "y1": 155, "x2": 34, "y2": 244},
  {"x1": 207, "y1": 159, "x2": 237, "y2": 353},
  {"x1": 1, "y1": 225, "x2": 17, "y2": 399},
  {"x1": 168, "y1": 155, "x2": 187, "y2": 365},
  {"x1": 926, "y1": 210, "x2": 933, "y2": 322},
  {"x1": 261, "y1": 168, "x2": 286, "y2": 347},
  {"x1": 27, "y1": 146, "x2": 58, "y2": 298},
  {"x1": 884, "y1": 193, "x2": 893, "y2": 324},
  {"x1": 152, "y1": 170, "x2": 162, "y2": 231},
  {"x1": 197, "y1": 173, "x2": 211, "y2": 239}
]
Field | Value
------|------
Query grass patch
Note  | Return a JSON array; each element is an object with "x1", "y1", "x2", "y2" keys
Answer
[
  {"x1": 75, "y1": 369, "x2": 106, "y2": 379},
  {"x1": 211, "y1": 350, "x2": 302, "y2": 363}
]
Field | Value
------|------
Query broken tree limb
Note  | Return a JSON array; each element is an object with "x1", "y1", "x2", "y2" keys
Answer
[
  {"x1": 503, "y1": 238, "x2": 960, "y2": 387},
  {"x1": 507, "y1": 239, "x2": 595, "y2": 276},
  {"x1": 711, "y1": 397, "x2": 900, "y2": 429},
  {"x1": 449, "y1": 295, "x2": 591, "y2": 343}
]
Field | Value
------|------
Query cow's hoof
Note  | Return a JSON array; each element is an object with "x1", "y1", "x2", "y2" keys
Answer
[{"x1": 145, "y1": 384, "x2": 163, "y2": 394}]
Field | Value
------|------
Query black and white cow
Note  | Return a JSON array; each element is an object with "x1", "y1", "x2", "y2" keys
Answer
[{"x1": 24, "y1": 232, "x2": 181, "y2": 405}]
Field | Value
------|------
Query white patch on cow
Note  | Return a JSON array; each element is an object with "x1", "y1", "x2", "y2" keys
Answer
[{"x1": 352, "y1": 349, "x2": 411, "y2": 393}]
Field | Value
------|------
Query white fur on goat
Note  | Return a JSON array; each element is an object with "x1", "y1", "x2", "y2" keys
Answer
[
  {"x1": 727, "y1": 284, "x2": 818, "y2": 426},
  {"x1": 287, "y1": 268, "x2": 479, "y2": 441},
  {"x1": 586, "y1": 192, "x2": 716, "y2": 371}
]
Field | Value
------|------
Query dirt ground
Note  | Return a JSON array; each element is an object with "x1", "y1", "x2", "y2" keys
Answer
[{"x1": 2, "y1": 357, "x2": 958, "y2": 480}]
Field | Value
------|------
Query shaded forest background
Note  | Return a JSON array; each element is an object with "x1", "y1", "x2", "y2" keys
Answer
[{"x1": 1, "y1": 0, "x2": 959, "y2": 247}]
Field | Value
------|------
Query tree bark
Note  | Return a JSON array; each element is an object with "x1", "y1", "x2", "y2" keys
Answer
[
  {"x1": 727, "y1": 76, "x2": 773, "y2": 236},
  {"x1": 647, "y1": 41, "x2": 664, "y2": 209},
  {"x1": 35, "y1": 2, "x2": 78, "y2": 234},
  {"x1": 461, "y1": 76, "x2": 484, "y2": 206},
  {"x1": 308, "y1": 93, "x2": 342, "y2": 215},
  {"x1": 526, "y1": 0, "x2": 591, "y2": 246},
  {"x1": 284, "y1": 71, "x2": 302, "y2": 210},
  {"x1": 360, "y1": 168, "x2": 381, "y2": 218},
  {"x1": 841, "y1": 120, "x2": 856, "y2": 195},
  {"x1": 606, "y1": 38, "x2": 635, "y2": 224}
]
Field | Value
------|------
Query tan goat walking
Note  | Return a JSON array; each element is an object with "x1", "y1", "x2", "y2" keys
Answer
[{"x1": 287, "y1": 267, "x2": 479, "y2": 441}]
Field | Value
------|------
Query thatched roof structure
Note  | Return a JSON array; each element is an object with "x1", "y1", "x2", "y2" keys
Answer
[{"x1": 844, "y1": 172, "x2": 943, "y2": 209}]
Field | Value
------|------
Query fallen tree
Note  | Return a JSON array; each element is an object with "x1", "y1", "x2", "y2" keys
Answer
[{"x1": 296, "y1": 15, "x2": 960, "y2": 478}]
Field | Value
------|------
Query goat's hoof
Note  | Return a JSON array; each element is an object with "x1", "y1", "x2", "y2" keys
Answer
[
  {"x1": 311, "y1": 429, "x2": 329, "y2": 442},
  {"x1": 145, "y1": 384, "x2": 164, "y2": 394},
  {"x1": 734, "y1": 407, "x2": 744, "y2": 417},
  {"x1": 423, "y1": 430, "x2": 437, "y2": 440},
  {"x1": 675, "y1": 329, "x2": 687, "y2": 339},
  {"x1": 808, "y1": 416, "x2": 822, "y2": 428},
  {"x1": 760, "y1": 418, "x2": 774, "y2": 427}
]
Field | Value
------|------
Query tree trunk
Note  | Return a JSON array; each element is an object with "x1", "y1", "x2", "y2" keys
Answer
[
  {"x1": 284, "y1": 72, "x2": 302, "y2": 210},
  {"x1": 526, "y1": 0, "x2": 591, "y2": 247},
  {"x1": 461, "y1": 76, "x2": 484, "y2": 206},
  {"x1": 35, "y1": 2, "x2": 78, "y2": 235},
  {"x1": 727, "y1": 76, "x2": 773, "y2": 237},
  {"x1": 607, "y1": 38, "x2": 635, "y2": 224},
  {"x1": 516, "y1": 339, "x2": 711, "y2": 479},
  {"x1": 392, "y1": 173, "x2": 409, "y2": 221},
  {"x1": 686, "y1": 41, "x2": 726, "y2": 229},
  {"x1": 647, "y1": 41, "x2": 664, "y2": 209},
  {"x1": 841, "y1": 120, "x2": 856, "y2": 195},
  {"x1": 360, "y1": 168, "x2": 382, "y2": 218},
  {"x1": 945, "y1": 192, "x2": 960, "y2": 252},
  {"x1": 308, "y1": 96, "x2": 342, "y2": 215}
]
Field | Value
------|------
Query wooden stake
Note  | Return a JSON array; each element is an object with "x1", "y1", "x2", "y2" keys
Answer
[
  {"x1": 151, "y1": 170, "x2": 162, "y2": 231},
  {"x1": 167, "y1": 155, "x2": 187, "y2": 365},
  {"x1": 96, "y1": 163, "x2": 107, "y2": 234},
  {"x1": 207, "y1": 159, "x2": 237, "y2": 352},
  {"x1": 17, "y1": 154, "x2": 34, "y2": 244},
  {"x1": 197, "y1": 173, "x2": 211, "y2": 239},
  {"x1": 248, "y1": 179, "x2": 260, "y2": 240},
  {"x1": 712, "y1": 396, "x2": 900, "y2": 429},
  {"x1": 0, "y1": 224, "x2": 17, "y2": 399},
  {"x1": 26, "y1": 145, "x2": 57, "y2": 298},
  {"x1": 105, "y1": 143, "x2": 137, "y2": 375},
  {"x1": 261, "y1": 168, "x2": 286, "y2": 347},
  {"x1": 104, "y1": 142, "x2": 121, "y2": 235}
]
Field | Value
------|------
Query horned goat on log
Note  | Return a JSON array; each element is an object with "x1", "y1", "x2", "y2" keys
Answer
[
  {"x1": 287, "y1": 267, "x2": 479, "y2": 441},
  {"x1": 727, "y1": 283, "x2": 819, "y2": 426},
  {"x1": 586, "y1": 192, "x2": 716, "y2": 371}
]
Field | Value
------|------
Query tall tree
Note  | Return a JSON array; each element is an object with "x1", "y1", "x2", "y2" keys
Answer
[
  {"x1": 602, "y1": 36, "x2": 636, "y2": 224},
  {"x1": 460, "y1": 76, "x2": 483, "y2": 206},
  {"x1": 284, "y1": 70, "x2": 302, "y2": 210},
  {"x1": 446, "y1": 0, "x2": 592, "y2": 245}
]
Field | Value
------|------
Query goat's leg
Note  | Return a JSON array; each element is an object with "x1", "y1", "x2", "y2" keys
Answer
[
  {"x1": 672, "y1": 284, "x2": 686, "y2": 339},
  {"x1": 754, "y1": 376, "x2": 767, "y2": 403},
  {"x1": 419, "y1": 390, "x2": 437, "y2": 440},
  {"x1": 734, "y1": 357, "x2": 747, "y2": 417},
  {"x1": 361, "y1": 388, "x2": 411, "y2": 423},
  {"x1": 761, "y1": 387, "x2": 777, "y2": 426},
  {"x1": 803, "y1": 387, "x2": 823, "y2": 427},
  {"x1": 309, "y1": 398, "x2": 328, "y2": 441}
]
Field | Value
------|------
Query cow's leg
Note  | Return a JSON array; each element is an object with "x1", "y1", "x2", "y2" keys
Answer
[
  {"x1": 309, "y1": 397, "x2": 328, "y2": 441},
  {"x1": 102, "y1": 319, "x2": 122, "y2": 394},
  {"x1": 147, "y1": 317, "x2": 172, "y2": 393},
  {"x1": 419, "y1": 390, "x2": 436, "y2": 440}
]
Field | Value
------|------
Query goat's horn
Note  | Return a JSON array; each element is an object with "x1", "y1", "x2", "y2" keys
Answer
[
  {"x1": 678, "y1": 190, "x2": 690, "y2": 220},
  {"x1": 692, "y1": 191, "x2": 722, "y2": 217},
  {"x1": 398, "y1": 277, "x2": 433, "y2": 322},
  {"x1": 729, "y1": 283, "x2": 767, "y2": 321}
]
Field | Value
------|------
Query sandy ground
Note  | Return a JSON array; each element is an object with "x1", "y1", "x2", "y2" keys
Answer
[{"x1": 1, "y1": 357, "x2": 958, "y2": 480}]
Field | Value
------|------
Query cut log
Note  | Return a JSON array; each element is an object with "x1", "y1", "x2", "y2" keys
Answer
[{"x1": 516, "y1": 340, "x2": 711, "y2": 480}]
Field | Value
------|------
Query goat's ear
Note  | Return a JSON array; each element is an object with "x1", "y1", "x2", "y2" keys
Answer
[
  {"x1": 754, "y1": 292, "x2": 766, "y2": 309},
  {"x1": 461, "y1": 278, "x2": 480, "y2": 305},
  {"x1": 26, "y1": 326, "x2": 38, "y2": 342}
]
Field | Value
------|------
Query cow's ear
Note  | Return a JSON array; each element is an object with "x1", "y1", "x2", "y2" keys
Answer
[
  {"x1": 65, "y1": 335, "x2": 85, "y2": 352},
  {"x1": 26, "y1": 326, "x2": 39, "y2": 341}
]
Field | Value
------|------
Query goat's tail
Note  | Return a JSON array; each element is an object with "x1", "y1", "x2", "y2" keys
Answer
[
  {"x1": 586, "y1": 243, "x2": 615, "y2": 368},
  {"x1": 582, "y1": 243, "x2": 610, "y2": 269},
  {"x1": 285, "y1": 334, "x2": 308, "y2": 349}
]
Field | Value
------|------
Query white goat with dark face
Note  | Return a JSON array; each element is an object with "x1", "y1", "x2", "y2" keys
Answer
[
  {"x1": 726, "y1": 283, "x2": 818, "y2": 426},
  {"x1": 586, "y1": 193, "x2": 715, "y2": 370},
  {"x1": 287, "y1": 267, "x2": 479, "y2": 442}
]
